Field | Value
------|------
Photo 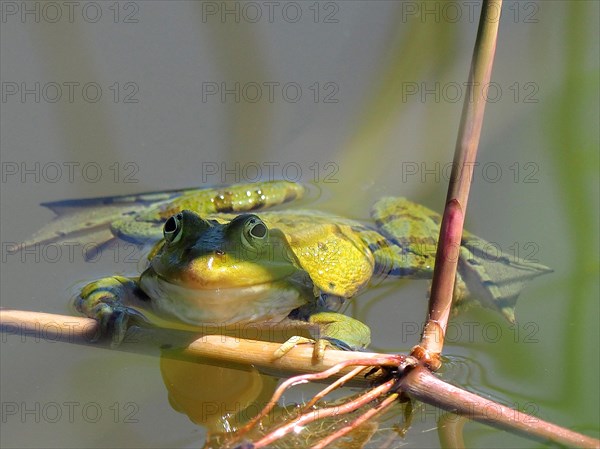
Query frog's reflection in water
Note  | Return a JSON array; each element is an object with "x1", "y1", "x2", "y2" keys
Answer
[{"x1": 159, "y1": 350, "x2": 278, "y2": 438}]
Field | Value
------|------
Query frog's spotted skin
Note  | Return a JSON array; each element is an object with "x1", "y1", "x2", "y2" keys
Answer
[
  {"x1": 28, "y1": 181, "x2": 551, "y2": 356},
  {"x1": 371, "y1": 197, "x2": 440, "y2": 277}
]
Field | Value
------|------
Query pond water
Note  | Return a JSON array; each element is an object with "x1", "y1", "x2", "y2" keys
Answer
[{"x1": 1, "y1": 2, "x2": 598, "y2": 448}]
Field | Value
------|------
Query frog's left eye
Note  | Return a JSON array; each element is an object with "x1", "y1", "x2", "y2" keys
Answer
[
  {"x1": 248, "y1": 220, "x2": 267, "y2": 239},
  {"x1": 164, "y1": 213, "x2": 183, "y2": 244},
  {"x1": 242, "y1": 216, "x2": 268, "y2": 248}
]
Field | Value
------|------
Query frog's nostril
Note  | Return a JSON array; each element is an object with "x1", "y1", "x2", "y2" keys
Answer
[{"x1": 215, "y1": 249, "x2": 225, "y2": 256}]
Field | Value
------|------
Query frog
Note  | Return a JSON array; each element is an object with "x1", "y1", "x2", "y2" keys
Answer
[{"x1": 23, "y1": 180, "x2": 552, "y2": 358}]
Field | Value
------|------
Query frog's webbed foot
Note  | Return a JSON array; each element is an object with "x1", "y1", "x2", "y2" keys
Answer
[
  {"x1": 273, "y1": 310, "x2": 371, "y2": 361},
  {"x1": 75, "y1": 276, "x2": 144, "y2": 347}
]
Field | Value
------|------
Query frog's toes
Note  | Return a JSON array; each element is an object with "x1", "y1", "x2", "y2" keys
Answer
[
  {"x1": 273, "y1": 336, "x2": 311, "y2": 359},
  {"x1": 75, "y1": 276, "x2": 138, "y2": 346},
  {"x1": 93, "y1": 303, "x2": 130, "y2": 347},
  {"x1": 273, "y1": 336, "x2": 336, "y2": 361},
  {"x1": 311, "y1": 337, "x2": 358, "y2": 360}
]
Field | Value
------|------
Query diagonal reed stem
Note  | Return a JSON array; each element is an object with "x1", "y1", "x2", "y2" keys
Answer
[{"x1": 400, "y1": 366, "x2": 600, "y2": 448}]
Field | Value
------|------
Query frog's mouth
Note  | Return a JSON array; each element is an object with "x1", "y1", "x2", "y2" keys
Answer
[{"x1": 139, "y1": 270, "x2": 312, "y2": 326}]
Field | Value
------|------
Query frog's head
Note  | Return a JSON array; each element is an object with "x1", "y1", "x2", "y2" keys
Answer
[
  {"x1": 139, "y1": 210, "x2": 309, "y2": 326},
  {"x1": 148, "y1": 210, "x2": 300, "y2": 289}
]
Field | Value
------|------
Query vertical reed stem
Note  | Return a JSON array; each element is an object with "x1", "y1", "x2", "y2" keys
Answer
[{"x1": 413, "y1": 0, "x2": 503, "y2": 369}]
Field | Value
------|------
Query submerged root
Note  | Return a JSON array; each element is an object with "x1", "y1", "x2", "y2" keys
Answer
[{"x1": 222, "y1": 354, "x2": 416, "y2": 448}]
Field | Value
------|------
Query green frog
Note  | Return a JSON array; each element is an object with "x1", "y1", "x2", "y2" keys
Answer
[{"x1": 25, "y1": 181, "x2": 552, "y2": 358}]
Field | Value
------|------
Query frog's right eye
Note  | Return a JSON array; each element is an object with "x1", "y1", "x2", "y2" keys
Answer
[{"x1": 164, "y1": 213, "x2": 184, "y2": 244}]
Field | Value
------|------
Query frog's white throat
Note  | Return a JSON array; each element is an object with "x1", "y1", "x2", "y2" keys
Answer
[{"x1": 139, "y1": 270, "x2": 310, "y2": 326}]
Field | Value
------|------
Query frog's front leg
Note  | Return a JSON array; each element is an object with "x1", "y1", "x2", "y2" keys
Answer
[
  {"x1": 75, "y1": 276, "x2": 147, "y2": 346},
  {"x1": 274, "y1": 306, "x2": 371, "y2": 360}
]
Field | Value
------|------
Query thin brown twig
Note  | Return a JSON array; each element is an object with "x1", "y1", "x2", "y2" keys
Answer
[
  {"x1": 310, "y1": 392, "x2": 400, "y2": 449},
  {"x1": 414, "y1": 0, "x2": 503, "y2": 369},
  {"x1": 301, "y1": 366, "x2": 368, "y2": 411},
  {"x1": 250, "y1": 378, "x2": 398, "y2": 448}
]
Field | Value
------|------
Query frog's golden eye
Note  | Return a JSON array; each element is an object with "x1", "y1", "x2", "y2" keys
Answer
[
  {"x1": 240, "y1": 215, "x2": 268, "y2": 249},
  {"x1": 164, "y1": 213, "x2": 183, "y2": 244},
  {"x1": 249, "y1": 220, "x2": 267, "y2": 239}
]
